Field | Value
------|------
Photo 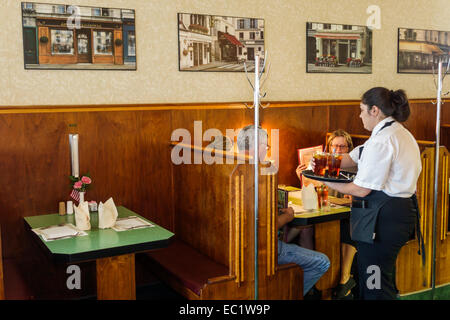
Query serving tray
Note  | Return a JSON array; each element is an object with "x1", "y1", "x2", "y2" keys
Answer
[{"x1": 301, "y1": 170, "x2": 355, "y2": 183}]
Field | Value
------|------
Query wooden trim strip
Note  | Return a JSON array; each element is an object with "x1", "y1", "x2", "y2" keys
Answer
[
  {"x1": 1, "y1": 98, "x2": 447, "y2": 114},
  {"x1": 234, "y1": 175, "x2": 240, "y2": 283},
  {"x1": 328, "y1": 132, "x2": 435, "y2": 146},
  {"x1": 0, "y1": 226, "x2": 4, "y2": 300},
  {"x1": 271, "y1": 174, "x2": 276, "y2": 276},
  {"x1": 240, "y1": 175, "x2": 244, "y2": 283},
  {"x1": 207, "y1": 274, "x2": 236, "y2": 285},
  {"x1": 266, "y1": 175, "x2": 271, "y2": 277},
  {"x1": 441, "y1": 150, "x2": 448, "y2": 241},
  {"x1": 421, "y1": 154, "x2": 428, "y2": 243}
]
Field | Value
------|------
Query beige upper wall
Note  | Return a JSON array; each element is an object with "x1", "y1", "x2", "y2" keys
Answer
[{"x1": 0, "y1": 0, "x2": 449, "y2": 106}]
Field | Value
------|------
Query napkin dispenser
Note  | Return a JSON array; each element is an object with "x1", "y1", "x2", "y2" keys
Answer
[
  {"x1": 301, "y1": 184, "x2": 318, "y2": 210},
  {"x1": 74, "y1": 201, "x2": 91, "y2": 231}
]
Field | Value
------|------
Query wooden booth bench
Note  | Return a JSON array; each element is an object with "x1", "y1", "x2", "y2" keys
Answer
[
  {"x1": 144, "y1": 143, "x2": 303, "y2": 300},
  {"x1": 0, "y1": 226, "x2": 34, "y2": 300}
]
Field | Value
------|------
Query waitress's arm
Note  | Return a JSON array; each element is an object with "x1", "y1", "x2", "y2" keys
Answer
[
  {"x1": 323, "y1": 181, "x2": 371, "y2": 198},
  {"x1": 340, "y1": 153, "x2": 357, "y2": 169}
]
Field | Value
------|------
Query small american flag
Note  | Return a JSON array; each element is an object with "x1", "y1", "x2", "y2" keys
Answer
[{"x1": 70, "y1": 189, "x2": 80, "y2": 202}]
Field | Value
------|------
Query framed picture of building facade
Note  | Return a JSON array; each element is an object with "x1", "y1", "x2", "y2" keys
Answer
[
  {"x1": 21, "y1": 2, "x2": 136, "y2": 70},
  {"x1": 398, "y1": 28, "x2": 449, "y2": 73},
  {"x1": 178, "y1": 13, "x2": 265, "y2": 72},
  {"x1": 306, "y1": 22, "x2": 372, "y2": 73}
]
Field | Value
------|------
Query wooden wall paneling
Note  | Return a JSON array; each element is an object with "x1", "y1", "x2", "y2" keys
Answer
[
  {"x1": 78, "y1": 111, "x2": 143, "y2": 212},
  {"x1": 436, "y1": 147, "x2": 450, "y2": 286},
  {"x1": 0, "y1": 113, "x2": 71, "y2": 260},
  {"x1": 261, "y1": 106, "x2": 328, "y2": 187},
  {"x1": 0, "y1": 226, "x2": 4, "y2": 300},
  {"x1": 0, "y1": 99, "x2": 444, "y2": 299},
  {"x1": 403, "y1": 102, "x2": 436, "y2": 141},
  {"x1": 396, "y1": 147, "x2": 434, "y2": 294},
  {"x1": 328, "y1": 101, "x2": 439, "y2": 142},
  {"x1": 314, "y1": 220, "x2": 340, "y2": 299},
  {"x1": 138, "y1": 110, "x2": 174, "y2": 230},
  {"x1": 328, "y1": 104, "x2": 366, "y2": 136}
]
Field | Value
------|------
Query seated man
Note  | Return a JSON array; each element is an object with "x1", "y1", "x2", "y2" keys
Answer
[{"x1": 237, "y1": 125, "x2": 330, "y2": 298}]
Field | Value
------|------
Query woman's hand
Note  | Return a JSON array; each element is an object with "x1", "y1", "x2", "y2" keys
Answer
[{"x1": 296, "y1": 164, "x2": 307, "y2": 180}]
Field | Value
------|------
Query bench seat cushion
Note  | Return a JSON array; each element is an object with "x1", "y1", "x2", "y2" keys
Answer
[{"x1": 145, "y1": 239, "x2": 228, "y2": 296}]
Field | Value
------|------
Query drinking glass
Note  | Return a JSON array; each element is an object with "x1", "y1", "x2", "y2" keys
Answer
[
  {"x1": 328, "y1": 154, "x2": 343, "y2": 177},
  {"x1": 313, "y1": 152, "x2": 328, "y2": 176}
]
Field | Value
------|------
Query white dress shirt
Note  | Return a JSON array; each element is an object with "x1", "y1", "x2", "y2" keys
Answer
[{"x1": 349, "y1": 116, "x2": 422, "y2": 198}]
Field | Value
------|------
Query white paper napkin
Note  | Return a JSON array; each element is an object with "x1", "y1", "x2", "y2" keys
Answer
[
  {"x1": 98, "y1": 197, "x2": 118, "y2": 229},
  {"x1": 74, "y1": 201, "x2": 91, "y2": 231},
  {"x1": 301, "y1": 184, "x2": 318, "y2": 210}
]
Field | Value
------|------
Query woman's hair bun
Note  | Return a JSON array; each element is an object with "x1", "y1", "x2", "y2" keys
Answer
[
  {"x1": 390, "y1": 89, "x2": 410, "y2": 122},
  {"x1": 362, "y1": 87, "x2": 411, "y2": 122}
]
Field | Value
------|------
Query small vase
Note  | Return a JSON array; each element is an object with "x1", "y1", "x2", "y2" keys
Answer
[{"x1": 79, "y1": 191, "x2": 85, "y2": 204}]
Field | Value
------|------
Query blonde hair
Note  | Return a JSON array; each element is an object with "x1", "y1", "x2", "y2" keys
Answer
[{"x1": 327, "y1": 129, "x2": 353, "y2": 152}]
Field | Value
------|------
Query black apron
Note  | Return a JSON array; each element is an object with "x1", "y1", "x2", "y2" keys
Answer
[{"x1": 349, "y1": 120, "x2": 425, "y2": 263}]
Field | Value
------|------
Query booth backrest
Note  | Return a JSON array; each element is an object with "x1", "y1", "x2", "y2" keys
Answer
[{"x1": 0, "y1": 226, "x2": 5, "y2": 300}]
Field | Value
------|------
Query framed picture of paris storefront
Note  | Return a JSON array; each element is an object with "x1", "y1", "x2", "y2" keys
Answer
[
  {"x1": 178, "y1": 13, "x2": 265, "y2": 72},
  {"x1": 21, "y1": 2, "x2": 137, "y2": 70},
  {"x1": 397, "y1": 27, "x2": 449, "y2": 74},
  {"x1": 306, "y1": 22, "x2": 372, "y2": 74}
]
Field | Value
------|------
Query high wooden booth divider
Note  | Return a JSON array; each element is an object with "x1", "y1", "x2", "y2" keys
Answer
[
  {"x1": 0, "y1": 226, "x2": 4, "y2": 300},
  {"x1": 145, "y1": 145, "x2": 303, "y2": 299}
]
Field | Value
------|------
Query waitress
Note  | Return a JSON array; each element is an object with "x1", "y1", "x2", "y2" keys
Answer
[{"x1": 320, "y1": 87, "x2": 422, "y2": 299}]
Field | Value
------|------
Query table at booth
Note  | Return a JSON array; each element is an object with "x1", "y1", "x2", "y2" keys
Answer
[
  {"x1": 290, "y1": 204, "x2": 350, "y2": 226},
  {"x1": 24, "y1": 206, "x2": 174, "y2": 300},
  {"x1": 288, "y1": 197, "x2": 352, "y2": 299}
]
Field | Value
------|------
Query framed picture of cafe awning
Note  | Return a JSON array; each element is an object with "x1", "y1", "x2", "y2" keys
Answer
[
  {"x1": 306, "y1": 22, "x2": 372, "y2": 74},
  {"x1": 398, "y1": 27, "x2": 449, "y2": 74},
  {"x1": 21, "y1": 2, "x2": 137, "y2": 70},
  {"x1": 178, "y1": 13, "x2": 265, "y2": 72}
]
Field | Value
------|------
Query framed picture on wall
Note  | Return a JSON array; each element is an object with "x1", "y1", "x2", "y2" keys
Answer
[
  {"x1": 306, "y1": 22, "x2": 372, "y2": 74},
  {"x1": 397, "y1": 27, "x2": 449, "y2": 74},
  {"x1": 21, "y1": 2, "x2": 137, "y2": 70},
  {"x1": 178, "y1": 13, "x2": 265, "y2": 72}
]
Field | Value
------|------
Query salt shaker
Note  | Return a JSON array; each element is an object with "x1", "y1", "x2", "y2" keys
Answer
[{"x1": 67, "y1": 201, "x2": 74, "y2": 215}]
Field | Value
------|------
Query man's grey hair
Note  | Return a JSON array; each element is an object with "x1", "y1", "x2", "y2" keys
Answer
[{"x1": 237, "y1": 125, "x2": 268, "y2": 152}]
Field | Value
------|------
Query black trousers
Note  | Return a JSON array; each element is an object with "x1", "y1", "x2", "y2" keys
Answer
[{"x1": 355, "y1": 197, "x2": 416, "y2": 300}]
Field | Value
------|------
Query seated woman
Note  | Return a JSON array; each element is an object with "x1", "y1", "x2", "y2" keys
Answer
[{"x1": 295, "y1": 129, "x2": 358, "y2": 300}]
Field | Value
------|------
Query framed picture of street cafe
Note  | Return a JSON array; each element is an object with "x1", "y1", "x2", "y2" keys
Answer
[
  {"x1": 178, "y1": 13, "x2": 265, "y2": 72},
  {"x1": 397, "y1": 27, "x2": 450, "y2": 74},
  {"x1": 306, "y1": 22, "x2": 372, "y2": 74},
  {"x1": 21, "y1": 2, "x2": 137, "y2": 70}
]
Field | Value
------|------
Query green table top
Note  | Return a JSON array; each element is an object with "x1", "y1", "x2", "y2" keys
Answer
[
  {"x1": 290, "y1": 205, "x2": 351, "y2": 226},
  {"x1": 24, "y1": 206, "x2": 174, "y2": 263}
]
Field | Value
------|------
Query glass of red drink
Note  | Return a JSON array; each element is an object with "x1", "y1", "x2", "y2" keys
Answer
[
  {"x1": 313, "y1": 152, "x2": 328, "y2": 176},
  {"x1": 328, "y1": 154, "x2": 342, "y2": 177}
]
